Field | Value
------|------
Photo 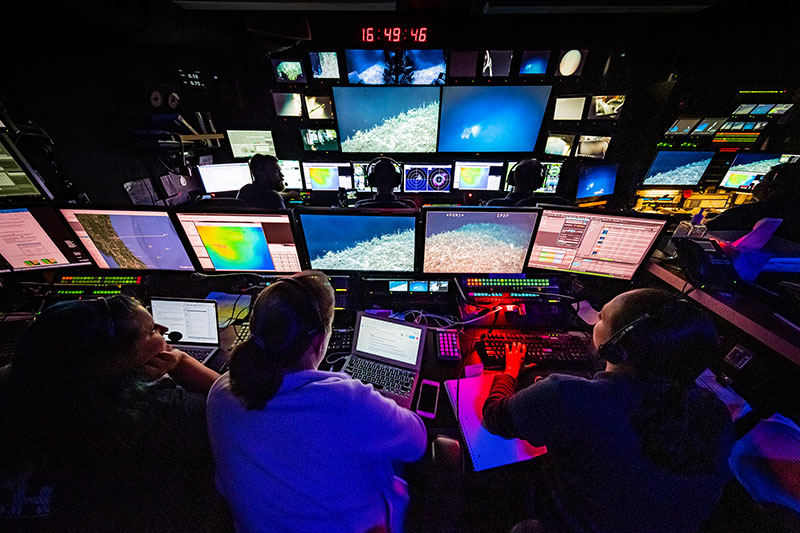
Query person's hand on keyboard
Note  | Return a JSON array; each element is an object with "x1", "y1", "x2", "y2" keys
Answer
[{"x1": 504, "y1": 341, "x2": 527, "y2": 380}]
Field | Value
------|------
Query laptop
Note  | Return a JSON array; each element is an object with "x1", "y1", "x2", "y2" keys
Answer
[
  {"x1": 150, "y1": 297, "x2": 221, "y2": 364},
  {"x1": 341, "y1": 312, "x2": 427, "y2": 409}
]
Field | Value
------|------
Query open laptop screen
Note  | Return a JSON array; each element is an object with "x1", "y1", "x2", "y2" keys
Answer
[
  {"x1": 354, "y1": 314, "x2": 424, "y2": 367},
  {"x1": 150, "y1": 298, "x2": 219, "y2": 345}
]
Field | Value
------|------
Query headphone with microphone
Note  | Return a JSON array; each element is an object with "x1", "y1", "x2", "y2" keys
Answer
[
  {"x1": 366, "y1": 156, "x2": 402, "y2": 189},
  {"x1": 249, "y1": 275, "x2": 328, "y2": 348},
  {"x1": 506, "y1": 158, "x2": 545, "y2": 189}
]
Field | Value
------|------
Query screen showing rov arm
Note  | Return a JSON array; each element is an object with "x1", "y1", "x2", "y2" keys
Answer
[
  {"x1": 355, "y1": 315, "x2": 423, "y2": 366},
  {"x1": 151, "y1": 300, "x2": 219, "y2": 344}
]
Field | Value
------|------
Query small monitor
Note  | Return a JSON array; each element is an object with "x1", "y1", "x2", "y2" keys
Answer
[
  {"x1": 768, "y1": 103, "x2": 794, "y2": 115},
  {"x1": 751, "y1": 104, "x2": 775, "y2": 115},
  {"x1": 308, "y1": 51, "x2": 340, "y2": 79},
  {"x1": 665, "y1": 117, "x2": 701, "y2": 135},
  {"x1": 453, "y1": 161, "x2": 503, "y2": 191},
  {"x1": 300, "y1": 129, "x2": 339, "y2": 151},
  {"x1": 352, "y1": 161, "x2": 401, "y2": 192},
  {"x1": 422, "y1": 207, "x2": 540, "y2": 274},
  {"x1": 576, "y1": 135, "x2": 611, "y2": 159},
  {"x1": 301, "y1": 162, "x2": 353, "y2": 190},
  {"x1": 642, "y1": 151, "x2": 715, "y2": 187},
  {"x1": 197, "y1": 163, "x2": 252, "y2": 194},
  {"x1": 732, "y1": 104, "x2": 756, "y2": 115},
  {"x1": 576, "y1": 164, "x2": 617, "y2": 200},
  {"x1": 556, "y1": 49, "x2": 588, "y2": 77},
  {"x1": 272, "y1": 92, "x2": 304, "y2": 117},
  {"x1": 544, "y1": 133, "x2": 576, "y2": 157},
  {"x1": 691, "y1": 117, "x2": 727, "y2": 136},
  {"x1": 553, "y1": 97, "x2": 586, "y2": 121},
  {"x1": 403, "y1": 164, "x2": 452, "y2": 193},
  {"x1": 175, "y1": 211, "x2": 302, "y2": 273},
  {"x1": 278, "y1": 160, "x2": 303, "y2": 190},
  {"x1": 528, "y1": 208, "x2": 667, "y2": 280},
  {"x1": 0, "y1": 134, "x2": 50, "y2": 202},
  {"x1": 0, "y1": 207, "x2": 92, "y2": 271},
  {"x1": 304, "y1": 96, "x2": 334, "y2": 119},
  {"x1": 297, "y1": 209, "x2": 417, "y2": 273},
  {"x1": 588, "y1": 95, "x2": 625, "y2": 120},
  {"x1": 481, "y1": 50, "x2": 513, "y2": 77},
  {"x1": 59, "y1": 208, "x2": 195, "y2": 271},
  {"x1": 448, "y1": 50, "x2": 478, "y2": 77},
  {"x1": 227, "y1": 130, "x2": 277, "y2": 158},
  {"x1": 519, "y1": 50, "x2": 550, "y2": 75},
  {"x1": 504, "y1": 161, "x2": 563, "y2": 193},
  {"x1": 271, "y1": 59, "x2": 306, "y2": 83},
  {"x1": 401, "y1": 50, "x2": 446, "y2": 85},
  {"x1": 719, "y1": 152, "x2": 800, "y2": 191}
]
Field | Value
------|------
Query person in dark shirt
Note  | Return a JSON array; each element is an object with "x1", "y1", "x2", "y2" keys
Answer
[
  {"x1": 705, "y1": 161, "x2": 800, "y2": 242},
  {"x1": 487, "y1": 158, "x2": 572, "y2": 207},
  {"x1": 483, "y1": 288, "x2": 734, "y2": 533},
  {"x1": 354, "y1": 158, "x2": 416, "y2": 209},
  {"x1": 237, "y1": 154, "x2": 286, "y2": 209}
]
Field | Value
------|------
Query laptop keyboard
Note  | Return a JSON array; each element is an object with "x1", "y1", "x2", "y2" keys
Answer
[
  {"x1": 183, "y1": 347, "x2": 215, "y2": 362},
  {"x1": 343, "y1": 357, "x2": 415, "y2": 398}
]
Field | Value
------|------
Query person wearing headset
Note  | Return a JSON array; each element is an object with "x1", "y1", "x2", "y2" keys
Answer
[
  {"x1": 206, "y1": 270, "x2": 427, "y2": 533},
  {"x1": 237, "y1": 153, "x2": 286, "y2": 209},
  {"x1": 483, "y1": 288, "x2": 734, "y2": 533},
  {"x1": 354, "y1": 157, "x2": 417, "y2": 209},
  {"x1": 487, "y1": 158, "x2": 572, "y2": 207}
]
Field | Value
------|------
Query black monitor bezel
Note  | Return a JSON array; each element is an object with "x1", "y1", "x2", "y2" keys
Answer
[
  {"x1": 195, "y1": 161, "x2": 253, "y2": 194},
  {"x1": 0, "y1": 133, "x2": 52, "y2": 205},
  {"x1": 575, "y1": 162, "x2": 619, "y2": 203},
  {"x1": 640, "y1": 149, "x2": 717, "y2": 190}
]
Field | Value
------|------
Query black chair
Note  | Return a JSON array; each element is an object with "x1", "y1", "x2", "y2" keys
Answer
[{"x1": 353, "y1": 198, "x2": 417, "y2": 209}]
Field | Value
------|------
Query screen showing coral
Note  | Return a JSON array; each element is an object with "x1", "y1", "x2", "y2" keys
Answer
[{"x1": 642, "y1": 151, "x2": 715, "y2": 186}]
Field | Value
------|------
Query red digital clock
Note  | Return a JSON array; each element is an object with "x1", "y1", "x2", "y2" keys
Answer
[{"x1": 360, "y1": 26, "x2": 428, "y2": 43}]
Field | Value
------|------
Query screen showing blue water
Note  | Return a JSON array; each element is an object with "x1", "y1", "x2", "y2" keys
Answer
[
  {"x1": 642, "y1": 151, "x2": 715, "y2": 186},
  {"x1": 519, "y1": 51, "x2": 550, "y2": 75},
  {"x1": 576, "y1": 164, "x2": 617, "y2": 199},
  {"x1": 438, "y1": 86, "x2": 552, "y2": 152}
]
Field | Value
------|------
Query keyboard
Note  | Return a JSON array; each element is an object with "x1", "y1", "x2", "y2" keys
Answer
[
  {"x1": 184, "y1": 347, "x2": 215, "y2": 362},
  {"x1": 476, "y1": 330, "x2": 595, "y2": 370},
  {"x1": 436, "y1": 329, "x2": 462, "y2": 361},
  {"x1": 343, "y1": 357, "x2": 415, "y2": 398}
]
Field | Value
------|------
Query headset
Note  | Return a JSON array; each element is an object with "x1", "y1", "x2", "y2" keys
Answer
[
  {"x1": 250, "y1": 275, "x2": 327, "y2": 348},
  {"x1": 506, "y1": 158, "x2": 545, "y2": 189},
  {"x1": 366, "y1": 156, "x2": 402, "y2": 189}
]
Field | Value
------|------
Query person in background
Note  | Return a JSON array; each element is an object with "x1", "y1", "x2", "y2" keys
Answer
[
  {"x1": 354, "y1": 159, "x2": 417, "y2": 209},
  {"x1": 487, "y1": 158, "x2": 572, "y2": 207},
  {"x1": 705, "y1": 161, "x2": 800, "y2": 242},
  {"x1": 207, "y1": 270, "x2": 427, "y2": 532},
  {"x1": 483, "y1": 288, "x2": 734, "y2": 533},
  {"x1": 237, "y1": 153, "x2": 286, "y2": 209},
  {"x1": 0, "y1": 295, "x2": 221, "y2": 531}
]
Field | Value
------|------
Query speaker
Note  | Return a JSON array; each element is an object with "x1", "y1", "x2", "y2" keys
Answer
[{"x1": 366, "y1": 156, "x2": 402, "y2": 189}]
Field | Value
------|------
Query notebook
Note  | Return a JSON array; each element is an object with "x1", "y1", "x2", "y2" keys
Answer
[
  {"x1": 150, "y1": 297, "x2": 220, "y2": 364},
  {"x1": 342, "y1": 312, "x2": 427, "y2": 409}
]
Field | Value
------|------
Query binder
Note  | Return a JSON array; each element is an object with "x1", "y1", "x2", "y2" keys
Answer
[{"x1": 444, "y1": 373, "x2": 546, "y2": 471}]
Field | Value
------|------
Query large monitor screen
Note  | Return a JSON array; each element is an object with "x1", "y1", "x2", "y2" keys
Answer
[
  {"x1": 176, "y1": 212, "x2": 301, "y2": 273},
  {"x1": 576, "y1": 164, "x2": 617, "y2": 199},
  {"x1": 197, "y1": 163, "x2": 252, "y2": 193},
  {"x1": 298, "y1": 210, "x2": 416, "y2": 272},
  {"x1": 423, "y1": 208, "x2": 539, "y2": 274},
  {"x1": 278, "y1": 160, "x2": 303, "y2": 190},
  {"x1": 60, "y1": 209, "x2": 194, "y2": 271},
  {"x1": 227, "y1": 130, "x2": 277, "y2": 158},
  {"x1": 0, "y1": 207, "x2": 92, "y2": 271},
  {"x1": 504, "y1": 161, "x2": 563, "y2": 193},
  {"x1": 333, "y1": 86, "x2": 440, "y2": 153},
  {"x1": 719, "y1": 152, "x2": 800, "y2": 191},
  {"x1": 403, "y1": 164, "x2": 452, "y2": 193},
  {"x1": 301, "y1": 162, "x2": 353, "y2": 190},
  {"x1": 528, "y1": 209, "x2": 666, "y2": 280},
  {"x1": 453, "y1": 162, "x2": 503, "y2": 191},
  {"x1": 0, "y1": 135, "x2": 48, "y2": 201},
  {"x1": 642, "y1": 151, "x2": 715, "y2": 187},
  {"x1": 438, "y1": 86, "x2": 551, "y2": 152}
]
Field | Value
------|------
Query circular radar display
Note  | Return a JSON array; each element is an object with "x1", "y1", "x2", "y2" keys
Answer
[
  {"x1": 428, "y1": 168, "x2": 451, "y2": 191},
  {"x1": 405, "y1": 168, "x2": 428, "y2": 191}
]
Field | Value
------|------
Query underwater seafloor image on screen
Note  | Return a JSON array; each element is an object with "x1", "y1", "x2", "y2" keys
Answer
[
  {"x1": 642, "y1": 151, "x2": 715, "y2": 186},
  {"x1": 309, "y1": 52, "x2": 340, "y2": 79},
  {"x1": 301, "y1": 214, "x2": 416, "y2": 271},
  {"x1": 195, "y1": 225, "x2": 275, "y2": 271},
  {"x1": 423, "y1": 211, "x2": 538, "y2": 273},
  {"x1": 333, "y1": 86, "x2": 440, "y2": 152}
]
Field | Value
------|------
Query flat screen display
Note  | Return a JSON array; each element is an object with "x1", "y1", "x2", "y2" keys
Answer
[
  {"x1": 505, "y1": 161, "x2": 563, "y2": 193},
  {"x1": 0, "y1": 207, "x2": 92, "y2": 271},
  {"x1": 544, "y1": 133, "x2": 576, "y2": 157},
  {"x1": 301, "y1": 162, "x2": 353, "y2": 190},
  {"x1": 197, "y1": 163, "x2": 252, "y2": 193},
  {"x1": 300, "y1": 129, "x2": 339, "y2": 151},
  {"x1": 691, "y1": 117, "x2": 727, "y2": 135},
  {"x1": 352, "y1": 161, "x2": 401, "y2": 192},
  {"x1": 273, "y1": 92, "x2": 304, "y2": 117},
  {"x1": 298, "y1": 211, "x2": 416, "y2": 272},
  {"x1": 227, "y1": 130, "x2": 277, "y2": 158},
  {"x1": 271, "y1": 59, "x2": 306, "y2": 83},
  {"x1": 402, "y1": 49, "x2": 446, "y2": 85},
  {"x1": 453, "y1": 162, "x2": 503, "y2": 190},
  {"x1": 176, "y1": 212, "x2": 301, "y2": 273},
  {"x1": 665, "y1": 117, "x2": 701, "y2": 135},
  {"x1": 423, "y1": 208, "x2": 539, "y2": 274},
  {"x1": 519, "y1": 51, "x2": 550, "y2": 75},
  {"x1": 553, "y1": 97, "x2": 586, "y2": 120},
  {"x1": 719, "y1": 152, "x2": 800, "y2": 191},
  {"x1": 588, "y1": 95, "x2": 625, "y2": 120},
  {"x1": 642, "y1": 151, "x2": 715, "y2": 187},
  {"x1": 403, "y1": 164, "x2": 452, "y2": 193},
  {"x1": 576, "y1": 135, "x2": 611, "y2": 159},
  {"x1": 309, "y1": 52, "x2": 340, "y2": 79},
  {"x1": 0, "y1": 135, "x2": 48, "y2": 201},
  {"x1": 576, "y1": 164, "x2": 617, "y2": 199},
  {"x1": 481, "y1": 50, "x2": 513, "y2": 77},
  {"x1": 305, "y1": 96, "x2": 334, "y2": 119},
  {"x1": 556, "y1": 49, "x2": 587, "y2": 77},
  {"x1": 60, "y1": 208, "x2": 194, "y2": 271},
  {"x1": 333, "y1": 86, "x2": 440, "y2": 153},
  {"x1": 278, "y1": 160, "x2": 303, "y2": 189},
  {"x1": 438, "y1": 86, "x2": 551, "y2": 152},
  {"x1": 448, "y1": 51, "x2": 478, "y2": 77}
]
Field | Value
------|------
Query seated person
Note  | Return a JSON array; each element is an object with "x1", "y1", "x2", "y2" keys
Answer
[
  {"x1": 483, "y1": 288, "x2": 734, "y2": 533},
  {"x1": 0, "y1": 296, "x2": 221, "y2": 530},
  {"x1": 237, "y1": 153, "x2": 286, "y2": 209},
  {"x1": 705, "y1": 162, "x2": 800, "y2": 242},
  {"x1": 487, "y1": 158, "x2": 572, "y2": 207},
  {"x1": 206, "y1": 270, "x2": 427, "y2": 532},
  {"x1": 354, "y1": 159, "x2": 416, "y2": 209}
]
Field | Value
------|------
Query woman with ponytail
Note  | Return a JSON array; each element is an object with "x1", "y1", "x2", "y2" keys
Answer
[
  {"x1": 483, "y1": 288, "x2": 734, "y2": 532},
  {"x1": 206, "y1": 270, "x2": 427, "y2": 532}
]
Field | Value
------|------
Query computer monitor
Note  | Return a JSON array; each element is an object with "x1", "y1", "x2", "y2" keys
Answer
[
  {"x1": 422, "y1": 206, "x2": 540, "y2": 274},
  {"x1": 227, "y1": 130, "x2": 277, "y2": 158},
  {"x1": 272, "y1": 92, "x2": 304, "y2": 117},
  {"x1": 690, "y1": 117, "x2": 727, "y2": 136},
  {"x1": 504, "y1": 161, "x2": 563, "y2": 193},
  {"x1": 665, "y1": 117, "x2": 701, "y2": 135},
  {"x1": 719, "y1": 152, "x2": 800, "y2": 191},
  {"x1": 278, "y1": 160, "x2": 303, "y2": 190},
  {"x1": 587, "y1": 95, "x2": 626, "y2": 120},
  {"x1": 438, "y1": 86, "x2": 551, "y2": 152},
  {"x1": 0, "y1": 207, "x2": 93, "y2": 271},
  {"x1": 553, "y1": 97, "x2": 586, "y2": 121},
  {"x1": 401, "y1": 50, "x2": 446, "y2": 85},
  {"x1": 332, "y1": 86, "x2": 440, "y2": 153},
  {"x1": 481, "y1": 50, "x2": 513, "y2": 77},
  {"x1": 0, "y1": 133, "x2": 50, "y2": 203},
  {"x1": 519, "y1": 50, "x2": 550, "y2": 75},
  {"x1": 527, "y1": 208, "x2": 667, "y2": 280},
  {"x1": 59, "y1": 208, "x2": 195, "y2": 271},
  {"x1": 544, "y1": 133, "x2": 576, "y2": 157},
  {"x1": 642, "y1": 151, "x2": 715, "y2": 187},
  {"x1": 300, "y1": 129, "x2": 339, "y2": 151},
  {"x1": 301, "y1": 162, "x2": 353, "y2": 190},
  {"x1": 453, "y1": 162, "x2": 503, "y2": 191},
  {"x1": 352, "y1": 161, "x2": 401, "y2": 192},
  {"x1": 576, "y1": 164, "x2": 617, "y2": 200},
  {"x1": 196, "y1": 163, "x2": 252, "y2": 194},
  {"x1": 175, "y1": 211, "x2": 302, "y2": 273},
  {"x1": 403, "y1": 164, "x2": 452, "y2": 193},
  {"x1": 448, "y1": 50, "x2": 478, "y2": 77},
  {"x1": 305, "y1": 96, "x2": 334, "y2": 120},
  {"x1": 576, "y1": 135, "x2": 611, "y2": 159},
  {"x1": 297, "y1": 208, "x2": 417, "y2": 273},
  {"x1": 556, "y1": 49, "x2": 588, "y2": 77},
  {"x1": 308, "y1": 51, "x2": 340, "y2": 79},
  {"x1": 345, "y1": 49, "x2": 396, "y2": 85},
  {"x1": 271, "y1": 59, "x2": 306, "y2": 83}
]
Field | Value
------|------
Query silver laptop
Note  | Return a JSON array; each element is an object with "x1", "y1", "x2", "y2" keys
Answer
[
  {"x1": 342, "y1": 312, "x2": 427, "y2": 409},
  {"x1": 150, "y1": 297, "x2": 220, "y2": 364}
]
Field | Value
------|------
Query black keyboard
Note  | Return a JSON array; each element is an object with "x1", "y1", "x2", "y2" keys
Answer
[
  {"x1": 343, "y1": 357, "x2": 415, "y2": 398},
  {"x1": 476, "y1": 330, "x2": 595, "y2": 370}
]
